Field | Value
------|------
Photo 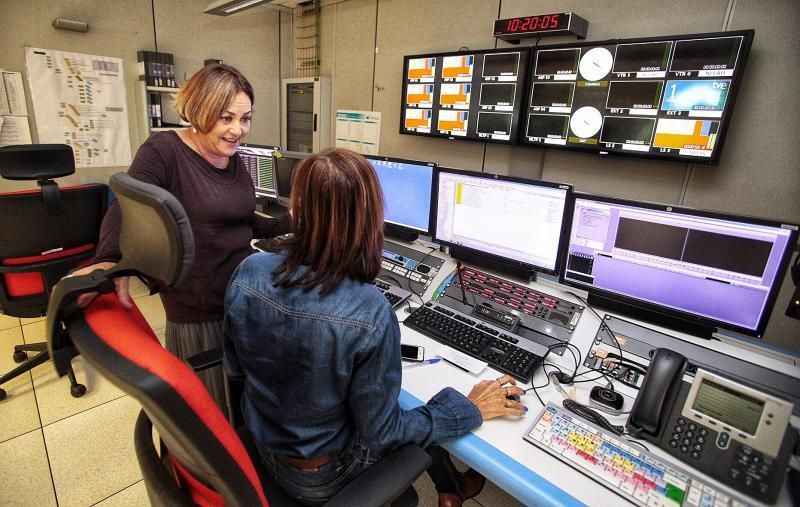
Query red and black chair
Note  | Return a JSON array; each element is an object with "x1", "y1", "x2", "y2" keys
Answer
[
  {"x1": 0, "y1": 144, "x2": 108, "y2": 400},
  {"x1": 46, "y1": 172, "x2": 431, "y2": 506}
]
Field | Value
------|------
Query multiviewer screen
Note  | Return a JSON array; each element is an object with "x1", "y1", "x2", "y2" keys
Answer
[
  {"x1": 434, "y1": 170, "x2": 569, "y2": 271},
  {"x1": 367, "y1": 157, "x2": 434, "y2": 234},
  {"x1": 237, "y1": 144, "x2": 279, "y2": 197},
  {"x1": 563, "y1": 197, "x2": 796, "y2": 333}
]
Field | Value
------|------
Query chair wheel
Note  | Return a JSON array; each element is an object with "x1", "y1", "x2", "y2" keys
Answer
[
  {"x1": 0, "y1": 388, "x2": 6, "y2": 401},
  {"x1": 13, "y1": 350, "x2": 28, "y2": 363},
  {"x1": 70, "y1": 384, "x2": 87, "y2": 398}
]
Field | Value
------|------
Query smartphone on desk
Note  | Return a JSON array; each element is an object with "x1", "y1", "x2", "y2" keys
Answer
[{"x1": 401, "y1": 344, "x2": 425, "y2": 362}]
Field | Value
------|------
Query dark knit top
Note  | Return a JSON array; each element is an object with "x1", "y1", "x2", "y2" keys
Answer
[{"x1": 94, "y1": 131, "x2": 291, "y2": 323}]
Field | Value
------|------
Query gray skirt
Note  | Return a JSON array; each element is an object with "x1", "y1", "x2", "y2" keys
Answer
[{"x1": 165, "y1": 320, "x2": 226, "y2": 413}]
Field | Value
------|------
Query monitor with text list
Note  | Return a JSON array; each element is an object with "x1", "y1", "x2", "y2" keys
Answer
[
  {"x1": 237, "y1": 144, "x2": 280, "y2": 197},
  {"x1": 433, "y1": 167, "x2": 571, "y2": 277},
  {"x1": 561, "y1": 194, "x2": 798, "y2": 338}
]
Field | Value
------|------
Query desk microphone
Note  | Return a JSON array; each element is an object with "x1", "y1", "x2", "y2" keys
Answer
[{"x1": 456, "y1": 261, "x2": 469, "y2": 305}]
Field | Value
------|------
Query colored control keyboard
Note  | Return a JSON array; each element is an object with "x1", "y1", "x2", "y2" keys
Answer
[
  {"x1": 403, "y1": 300, "x2": 548, "y2": 382},
  {"x1": 524, "y1": 403, "x2": 753, "y2": 507},
  {"x1": 372, "y1": 280, "x2": 412, "y2": 309}
]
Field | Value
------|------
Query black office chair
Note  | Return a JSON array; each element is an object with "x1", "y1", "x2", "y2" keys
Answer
[
  {"x1": 46, "y1": 172, "x2": 432, "y2": 506},
  {"x1": 0, "y1": 144, "x2": 108, "y2": 400}
]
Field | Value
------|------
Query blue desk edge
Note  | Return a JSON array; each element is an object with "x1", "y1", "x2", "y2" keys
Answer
[{"x1": 399, "y1": 390, "x2": 584, "y2": 507}]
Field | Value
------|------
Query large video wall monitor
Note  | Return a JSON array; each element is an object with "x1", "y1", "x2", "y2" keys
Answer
[
  {"x1": 523, "y1": 30, "x2": 753, "y2": 164},
  {"x1": 365, "y1": 155, "x2": 436, "y2": 240},
  {"x1": 400, "y1": 48, "x2": 529, "y2": 144},
  {"x1": 237, "y1": 144, "x2": 280, "y2": 197},
  {"x1": 433, "y1": 167, "x2": 571, "y2": 277},
  {"x1": 562, "y1": 194, "x2": 798, "y2": 338}
]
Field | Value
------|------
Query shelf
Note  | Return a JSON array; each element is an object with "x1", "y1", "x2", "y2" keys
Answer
[{"x1": 146, "y1": 86, "x2": 180, "y2": 93}]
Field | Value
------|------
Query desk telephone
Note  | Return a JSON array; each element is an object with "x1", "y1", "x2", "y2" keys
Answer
[{"x1": 627, "y1": 349, "x2": 797, "y2": 503}]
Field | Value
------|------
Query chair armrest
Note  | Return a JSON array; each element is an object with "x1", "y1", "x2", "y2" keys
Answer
[
  {"x1": 326, "y1": 443, "x2": 432, "y2": 507},
  {"x1": 186, "y1": 345, "x2": 222, "y2": 372}
]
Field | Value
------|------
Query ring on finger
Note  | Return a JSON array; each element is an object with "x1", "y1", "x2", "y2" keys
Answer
[
  {"x1": 504, "y1": 400, "x2": 515, "y2": 408},
  {"x1": 505, "y1": 386, "x2": 511, "y2": 397},
  {"x1": 496, "y1": 377, "x2": 504, "y2": 385}
]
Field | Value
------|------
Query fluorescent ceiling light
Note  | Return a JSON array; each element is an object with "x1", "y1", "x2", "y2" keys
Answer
[{"x1": 204, "y1": 0, "x2": 292, "y2": 16}]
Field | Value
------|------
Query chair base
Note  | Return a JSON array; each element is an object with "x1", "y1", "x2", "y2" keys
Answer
[{"x1": 0, "y1": 342, "x2": 85, "y2": 401}]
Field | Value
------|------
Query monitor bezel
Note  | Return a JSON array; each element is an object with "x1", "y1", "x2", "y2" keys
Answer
[
  {"x1": 400, "y1": 47, "x2": 529, "y2": 145},
  {"x1": 560, "y1": 192, "x2": 799, "y2": 338},
  {"x1": 431, "y1": 166, "x2": 573, "y2": 277},
  {"x1": 237, "y1": 143, "x2": 280, "y2": 197},
  {"x1": 521, "y1": 29, "x2": 754, "y2": 165},
  {"x1": 273, "y1": 150, "x2": 310, "y2": 205},
  {"x1": 365, "y1": 154, "x2": 437, "y2": 237}
]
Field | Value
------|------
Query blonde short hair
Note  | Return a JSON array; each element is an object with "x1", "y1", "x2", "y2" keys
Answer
[{"x1": 173, "y1": 64, "x2": 254, "y2": 134}]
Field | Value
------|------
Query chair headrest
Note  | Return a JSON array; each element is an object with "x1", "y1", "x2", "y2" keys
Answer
[
  {"x1": 0, "y1": 144, "x2": 75, "y2": 181},
  {"x1": 47, "y1": 173, "x2": 195, "y2": 372},
  {"x1": 110, "y1": 172, "x2": 195, "y2": 287}
]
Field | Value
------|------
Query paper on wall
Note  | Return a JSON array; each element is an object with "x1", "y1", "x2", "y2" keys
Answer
[
  {"x1": 0, "y1": 72, "x2": 9, "y2": 116},
  {"x1": 25, "y1": 47, "x2": 131, "y2": 168},
  {"x1": 1, "y1": 71, "x2": 28, "y2": 116},
  {"x1": 0, "y1": 115, "x2": 33, "y2": 147},
  {"x1": 335, "y1": 110, "x2": 380, "y2": 155}
]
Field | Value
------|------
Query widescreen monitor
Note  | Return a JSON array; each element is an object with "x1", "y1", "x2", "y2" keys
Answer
[
  {"x1": 523, "y1": 30, "x2": 753, "y2": 164},
  {"x1": 365, "y1": 155, "x2": 436, "y2": 238},
  {"x1": 401, "y1": 47, "x2": 529, "y2": 144},
  {"x1": 432, "y1": 167, "x2": 571, "y2": 276},
  {"x1": 273, "y1": 150, "x2": 310, "y2": 205},
  {"x1": 237, "y1": 144, "x2": 280, "y2": 197},
  {"x1": 562, "y1": 194, "x2": 798, "y2": 338}
]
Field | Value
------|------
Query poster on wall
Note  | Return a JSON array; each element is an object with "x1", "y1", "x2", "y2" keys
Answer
[
  {"x1": 25, "y1": 47, "x2": 132, "y2": 168},
  {"x1": 335, "y1": 110, "x2": 380, "y2": 155}
]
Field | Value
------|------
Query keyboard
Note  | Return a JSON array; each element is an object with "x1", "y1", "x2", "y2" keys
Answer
[
  {"x1": 524, "y1": 403, "x2": 753, "y2": 507},
  {"x1": 443, "y1": 267, "x2": 583, "y2": 343},
  {"x1": 403, "y1": 300, "x2": 548, "y2": 382},
  {"x1": 373, "y1": 279, "x2": 412, "y2": 309}
]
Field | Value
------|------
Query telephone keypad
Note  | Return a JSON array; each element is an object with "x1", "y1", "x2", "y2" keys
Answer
[
  {"x1": 733, "y1": 446, "x2": 773, "y2": 495},
  {"x1": 669, "y1": 417, "x2": 710, "y2": 460}
]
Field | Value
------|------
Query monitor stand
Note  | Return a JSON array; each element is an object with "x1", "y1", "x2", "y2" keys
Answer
[
  {"x1": 449, "y1": 245, "x2": 534, "y2": 282},
  {"x1": 259, "y1": 199, "x2": 289, "y2": 218},
  {"x1": 384, "y1": 224, "x2": 418, "y2": 243},
  {"x1": 587, "y1": 293, "x2": 714, "y2": 339}
]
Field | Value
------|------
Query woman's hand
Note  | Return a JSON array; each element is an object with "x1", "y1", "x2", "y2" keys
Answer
[
  {"x1": 68, "y1": 262, "x2": 133, "y2": 310},
  {"x1": 467, "y1": 374, "x2": 527, "y2": 420}
]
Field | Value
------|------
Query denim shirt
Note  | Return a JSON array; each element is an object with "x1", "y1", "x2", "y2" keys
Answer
[{"x1": 223, "y1": 252, "x2": 482, "y2": 459}]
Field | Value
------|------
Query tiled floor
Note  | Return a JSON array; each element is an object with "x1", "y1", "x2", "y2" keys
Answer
[{"x1": 0, "y1": 279, "x2": 520, "y2": 506}]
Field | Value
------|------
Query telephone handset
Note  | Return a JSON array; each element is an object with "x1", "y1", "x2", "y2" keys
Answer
[
  {"x1": 627, "y1": 348, "x2": 687, "y2": 436},
  {"x1": 626, "y1": 348, "x2": 798, "y2": 503}
]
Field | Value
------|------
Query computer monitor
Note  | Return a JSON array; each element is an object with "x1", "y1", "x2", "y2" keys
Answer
[
  {"x1": 365, "y1": 155, "x2": 436, "y2": 241},
  {"x1": 237, "y1": 144, "x2": 280, "y2": 197},
  {"x1": 561, "y1": 194, "x2": 799, "y2": 338},
  {"x1": 273, "y1": 150, "x2": 310, "y2": 206},
  {"x1": 432, "y1": 167, "x2": 572, "y2": 278}
]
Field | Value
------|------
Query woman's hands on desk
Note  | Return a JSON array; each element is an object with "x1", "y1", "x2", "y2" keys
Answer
[
  {"x1": 69, "y1": 262, "x2": 133, "y2": 310},
  {"x1": 468, "y1": 374, "x2": 527, "y2": 420}
]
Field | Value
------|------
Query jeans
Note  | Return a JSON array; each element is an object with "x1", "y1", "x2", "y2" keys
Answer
[
  {"x1": 262, "y1": 440, "x2": 464, "y2": 505},
  {"x1": 261, "y1": 438, "x2": 378, "y2": 506}
]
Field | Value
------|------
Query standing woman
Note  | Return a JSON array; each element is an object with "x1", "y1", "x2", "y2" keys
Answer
[
  {"x1": 224, "y1": 148, "x2": 526, "y2": 506},
  {"x1": 74, "y1": 64, "x2": 291, "y2": 410}
]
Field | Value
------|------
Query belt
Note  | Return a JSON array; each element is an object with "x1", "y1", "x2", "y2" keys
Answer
[{"x1": 279, "y1": 454, "x2": 333, "y2": 471}]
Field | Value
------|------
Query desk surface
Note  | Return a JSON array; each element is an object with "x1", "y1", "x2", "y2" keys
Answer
[{"x1": 394, "y1": 238, "x2": 799, "y2": 507}]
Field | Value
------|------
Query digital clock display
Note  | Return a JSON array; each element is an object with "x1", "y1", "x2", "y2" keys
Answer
[{"x1": 494, "y1": 13, "x2": 571, "y2": 36}]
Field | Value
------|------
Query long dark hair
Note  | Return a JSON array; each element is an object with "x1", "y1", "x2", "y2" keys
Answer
[{"x1": 272, "y1": 148, "x2": 384, "y2": 295}]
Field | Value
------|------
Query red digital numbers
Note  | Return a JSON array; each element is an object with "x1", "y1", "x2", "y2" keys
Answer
[{"x1": 505, "y1": 14, "x2": 562, "y2": 33}]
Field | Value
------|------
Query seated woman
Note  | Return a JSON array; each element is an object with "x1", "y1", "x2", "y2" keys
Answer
[{"x1": 223, "y1": 148, "x2": 527, "y2": 506}]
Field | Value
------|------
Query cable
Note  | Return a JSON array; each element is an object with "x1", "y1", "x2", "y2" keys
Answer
[
  {"x1": 562, "y1": 399, "x2": 625, "y2": 435},
  {"x1": 567, "y1": 292, "x2": 626, "y2": 378}
]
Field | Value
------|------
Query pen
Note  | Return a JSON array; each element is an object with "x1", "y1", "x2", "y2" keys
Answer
[{"x1": 403, "y1": 358, "x2": 441, "y2": 369}]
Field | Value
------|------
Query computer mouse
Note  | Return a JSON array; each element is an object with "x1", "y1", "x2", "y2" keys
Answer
[
  {"x1": 506, "y1": 393, "x2": 520, "y2": 402},
  {"x1": 416, "y1": 264, "x2": 431, "y2": 274}
]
